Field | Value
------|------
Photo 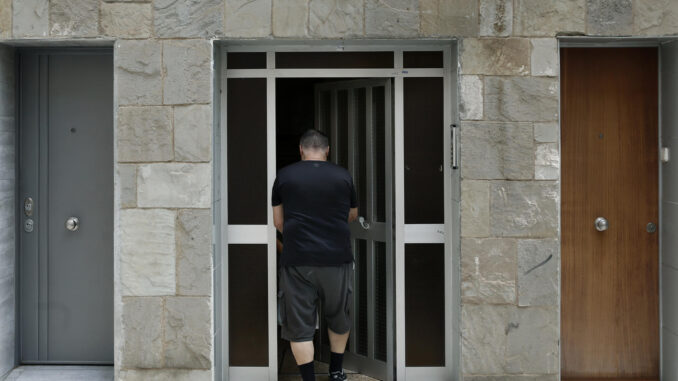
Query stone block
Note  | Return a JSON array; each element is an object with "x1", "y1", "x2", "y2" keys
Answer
[
  {"x1": 120, "y1": 370, "x2": 212, "y2": 381},
  {"x1": 164, "y1": 297, "x2": 211, "y2": 368},
  {"x1": 365, "y1": 0, "x2": 418, "y2": 37},
  {"x1": 177, "y1": 209, "x2": 212, "y2": 296},
  {"x1": 534, "y1": 122, "x2": 558, "y2": 143},
  {"x1": 117, "y1": 106, "x2": 173, "y2": 162},
  {"x1": 634, "y1": 0, "x2": 678, "y2": 36},
  {"x1": 464, "y1": 377, "x2": 559, "y2": 381},
  {"x1": 118, "y1": 164, "x2": 136, "y2": 208},
  {"x1": 514, "y1": 0, "x2": 586, "y2": 36},
  {"x1": 490, "y1": 181, "x2": 558, "y2": 237},
  {"x1": 480, "y1": 0, "x2": 512, "y2": 37},
  {"x1": 0, "y1": 130, "x2": 15, "y2": 181},
  {"x1": 121, "y1": 297, "x2": 163, "y2": 368},
  {"x1": 309, "y1": 0, "x2": 363, "y2": 38},
  {"x1": 505, "y1": 307, "x2": 559, "y2": 373},
  {"x1": 0, "y1": 0, "x2": 10, "y2": 38},
  {"x1": 273, "y1": 0, "x2": 308, "y2": 37},
  {"x1": 535, "y1": 143, "x2": 559, "y2": 180},
  {"x1": 154, "y1": 0, "x2": 223, "y2": 38},
  {"x1": 49, "y1": 0, "x2": 99, "y2": 37},
  {"x1": 461, "y1": 121, "x2": 534, "y2": 180},
  {"x1": 100, "y1": 2, "x2": 152, "y2": 38},
  {"x1": 421, "y1": 0, "x2": 478, "y2": 37},
  {"x1": 12, "y1": 0, "x2": 49, "y2": 37},
  {"x1": 137, "y1": 163, "x2": 211, "y2": 208},
  {"x1": 461, "y1": 180, "x2": 490, "y2": 237},
  {"x1": 163, "y1": 40, "x2": 212, "y2": 105},
  {"x1": 174, "y1": 105, "x2": 212, "y2": 162},
  {"x1": 587, "y1": 0, "x2": 632, "y2": 36},
  {"x1": 224, "y1": 0, "x2": 271, "y2": 37},
  {"x1": 120, "y1": 209, "x2": 176, "y2": 296},
  {"x1": 115, "y1": 40, "x2": 163, "y2": 106},
  {"x1": 485, "y1": 77, "x2": 559, "y2": 122},
  {"x1": 461, "y1": 238, "x2": 516, "y2": 304},
  {"x1": 460, "y1": 75, "x2": 483, "y2": 121},
  {"x1": 517, "y1": 239, "x2": 559, "y2": 306},
  {"x1": 461, "y1": 304, "x2": 510, "y2": 373},
  {"x1": 530, "y1": 38, "x2": 558, "y2": 77},
  {"x1": 461, "y1": 39, "x2": 530, "y2": 76}
]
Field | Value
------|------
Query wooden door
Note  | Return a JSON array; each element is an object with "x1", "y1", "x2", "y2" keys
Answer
[{"x1": 561, "y1": 48, "x2": 659, "y2": 379}]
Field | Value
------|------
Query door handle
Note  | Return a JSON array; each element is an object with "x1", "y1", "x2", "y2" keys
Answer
[
  {"x1": 358, "y1": 216, "x2": 370, "y2": 230},
  {"x1": 594, "y1": 217, "x2": 608, "y2": 232},
  {"x1": 65, "y1": 216, "x2": 80, "y2": 232}
]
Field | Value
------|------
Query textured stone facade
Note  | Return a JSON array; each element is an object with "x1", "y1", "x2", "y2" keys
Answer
[{"x1": 0, "y1": 1, "x2": 677, "y2": 380}]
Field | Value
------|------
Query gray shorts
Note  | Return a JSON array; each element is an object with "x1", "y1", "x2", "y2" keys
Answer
[{"x1": 278, "y1": 263, "x2": 354, "y2": 342}]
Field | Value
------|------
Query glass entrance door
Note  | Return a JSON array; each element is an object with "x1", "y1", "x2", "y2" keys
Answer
[{"x1": 314, "y1": 79, "x2": 394, "y2": 380}]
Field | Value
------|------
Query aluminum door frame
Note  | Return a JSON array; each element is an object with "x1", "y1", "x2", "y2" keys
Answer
[{"x1": 216, "y1": 41, "x2": 460, "y2": 381}]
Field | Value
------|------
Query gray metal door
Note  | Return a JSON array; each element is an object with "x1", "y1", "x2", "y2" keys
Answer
[
  {"x1": 315, "y1": 79, "x2": 394, "y2": 380},
  {"x1": 19, "y1": 50, "x2": 113, "y2": 363}
]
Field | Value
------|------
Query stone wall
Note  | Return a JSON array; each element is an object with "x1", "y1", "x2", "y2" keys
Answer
[
  {"x1": 0, "y1": 0, "x2": 677, "y2": 380},
  {"x1": 0, "y1": 44, "x2": 15, "y2": 379}
]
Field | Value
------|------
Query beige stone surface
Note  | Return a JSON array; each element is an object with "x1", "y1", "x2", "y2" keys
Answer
[
  {"x1": 634, "y1": 0, "x2": 678, "y2": 35},
  {"x1": 176, "y1": 209, "x2": 212, "y2": 296},
  {"x1": 163, "y1": 40, "x2": 212, "y2": 105},
  {"x1": 421, "y1": 0, "x2": 479, "y2": 37},
  {"x1": 514, "y1": 0, "x2": 586, "y2": 36},
  {"x1": 534, "y1": 122, "x2": 558, "y2": 143},
  {"x1": 273, "y1": 0, "x2": 308, "y2": 37},
  {"x1": 118, "y1": 164, "x2": 136, "y2": 208},
  {"x1": 461, "y1": 38, "x2": 530, "y2": 76},
  {"x1": 120, "y1": 369, "x2": 212, "y2": 381},
  {"x1": 504, "y1": 307, "x2": 559, "y2": 373},
  {"x1": 490, "y1": 181, "x2": 558, "y2": 237},
  {"x1": 50, "y1": 0, "x2": 99, "y2": 37},
  {"x1": 100, "y1": 2, "x2": 152, "y2": 38},
  {"x1": 121, "y1": 297, "x2": 163, "y2": 368},
  {"x1": 154, "y1": 0, "x2": 223, "y2": 38},
  {"x1": 461, "y1": 238, "x2": 516, "y2": 304},
  {"x1": 535, "y1": 143, "x2": 559, "y2": 180},
  {"x1": 365, "y1": 0, "x2": 418, "y2": 37},
  {"x1": 12, "y1": 0, "x2": 49, "y2": 37},
  {"x1": 120, "y1": 209, "x2": 176, "y2": 296},
  {"x1": 137, "y1": 163, "x2": 211, "y2": 208},
  {"x1": 309, "y1": 0, "x2": 363, "y2": 38},
  {"x1": 0, "y1": 0, "x2": 11, "y2": 38},
  {"x1": 115, "y1": 40, "x2": 163, "y2": 106},
  {"x1": 224, "y1": 0, "x2": 272, "y2": 37},
  {"x1": 484, "y1": 77, "x2": 559, "y2": 122},
  {"x1": 164, "y1": 297, "x2": 212, "y2": 368},
  {"x1": 174, "y1": 105, "x2": 212, "y2": 162},
  {"x1": 530, "y1": 38, "x2": 558, "y2": 77},
  {"x1": 587, "y1": 0, "x2": 632, "y2": 36},
  {"x1": 460, "y1": 75, "x2": 483, "y2": 121},
  {"x1": 461, "y1": 121, "x2": 534, "y2": 180},
  {"x1": 117, "y1": 106, "x2": 173, "y2": 162},
  {"x1": 462, "y1": 304, "x2": 509, "y2": 373},
  {"x1": 517, "y1": 239, "x2": 559, "y2": 306},
  {"x1": 480, "y1": 0, "x2": 512, "y2": 37},
  {"x1": 461, "y1": 180, "x2": 490, "y2": 237}
]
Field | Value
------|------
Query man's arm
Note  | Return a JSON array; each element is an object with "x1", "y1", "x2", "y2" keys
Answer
[
  {"x1": 273, "y1": 205, "x2": 284, "y2": 233},
  {"x1": 348, "y1": 207, "x2": 358, "y2": 223}
]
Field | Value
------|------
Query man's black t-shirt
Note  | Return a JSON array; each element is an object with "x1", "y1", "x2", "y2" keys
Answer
[{"x1": 272, "y1": 160, "x2": 358, "y2": 266}]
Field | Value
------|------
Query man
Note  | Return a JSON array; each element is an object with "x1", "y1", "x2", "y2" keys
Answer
[{"x1": 272, "y1": 129, "x2": 358, "y2": 381}]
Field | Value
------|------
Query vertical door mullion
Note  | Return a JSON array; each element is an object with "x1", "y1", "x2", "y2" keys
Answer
[
  {"x1": 266, "y1": 51, "x2": 277, "y2": 381},
  {"x1": 330, "y1": 90, "x2": 338, "y2": 163},
  {"x1": 347, "y1": 87, "x2": 357, "y2": 354},
  {"x1": 365, "y1": 86, "x2": 375, "y2": 360},
  {"x1": 384, "y1": 78, "x2": 395, "y2": 381}
]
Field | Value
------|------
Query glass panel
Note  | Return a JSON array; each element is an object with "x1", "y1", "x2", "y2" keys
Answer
[
  {"x1": 404, "y1": 77, "x2": 444, "y2": 224},
  {"x1": 373, "y1": 86, "x2": 386, "y2": 222},
  {"x1": 354, "y1": 88, "x2": 367, "y2": 217},
  {"x1": 403, "y1": 51, "x2": 444, "y2": 68},
  {"x1": 405, "y1": 244, "x2": 445, "y2": 366},
  {"x1": 227, "y1": 78, "x2": 267, "y2": 224},
  {"x1": 374, "y1": 242, "x2": 387, "y2": 362},
  {"x1": 337, "y1": 90, "x2": 349, "y2": 170},
  {"x1": 276, "y1": 52, "x2": 394, "y2": 69},
  {"x1": 356, "y1": 239, "x2": 368, "y2": 356},
  {"x1": 227, "y1": 52, "x2": 267, "y2": 69},
  {"x1": 229, "y1": 244, "x2": 269, "y2": 366}
]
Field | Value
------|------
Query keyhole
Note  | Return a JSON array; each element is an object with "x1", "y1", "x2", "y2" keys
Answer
[
  {"x1": 598, "y1": 133, "x2": 603, "y2": 139},
  {"x1": 70, "y1": 127, "x2": 76, "y2": 133}
]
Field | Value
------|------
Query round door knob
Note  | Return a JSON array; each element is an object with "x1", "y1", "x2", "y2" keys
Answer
[
  {"x1": 595, "y1": 217, "x2": 608, "y2": 232},
  {"x1": 65, "y1": 217, "x2": 80, "y2": 232}
]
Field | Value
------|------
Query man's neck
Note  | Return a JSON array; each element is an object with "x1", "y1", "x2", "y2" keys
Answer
[{"x1": 302, "y1": 156, "x2": 327, "y2": 161}]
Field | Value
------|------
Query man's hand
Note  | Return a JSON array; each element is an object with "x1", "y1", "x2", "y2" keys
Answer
[
  {"x1": 273, "y1": 205, "x2": 284, "y2": 233},
  {"x1": 348, "y1": 207, "x2": 358, "y2": 223}
]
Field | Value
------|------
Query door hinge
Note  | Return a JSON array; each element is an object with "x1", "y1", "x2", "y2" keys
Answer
[
  {"x1": 451, "y1": 124, "x2": 459, "y2": 170},
  {"x1": 661, "y1": 147, "x2": 670, "y2": 163}
]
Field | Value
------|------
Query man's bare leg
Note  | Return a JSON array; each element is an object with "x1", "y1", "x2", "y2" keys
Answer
[
  {"x1": 290, "y1": 340, "x2": 314, "y2": 365},
  {"x1": 328, "y1": 329, "x2": 349, "y2": 353}
]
